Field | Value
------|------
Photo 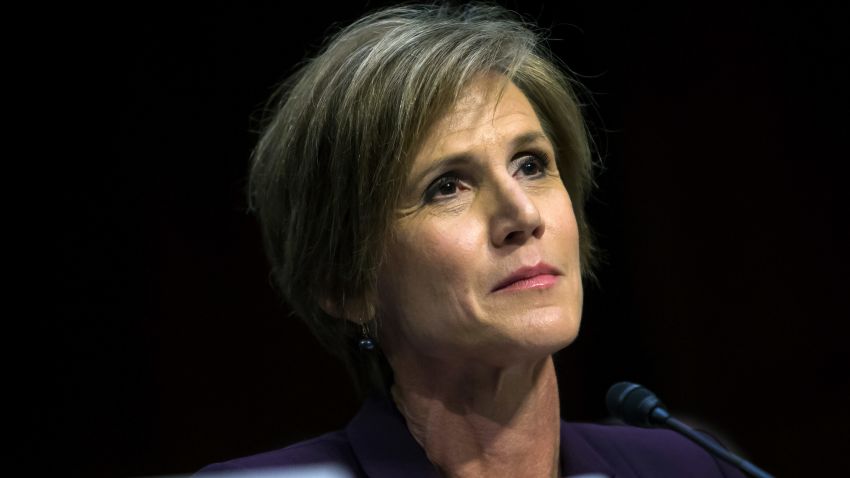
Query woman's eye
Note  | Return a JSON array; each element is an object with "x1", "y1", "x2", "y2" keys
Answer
[
  {"x1": 516, "y1": 154, "x2": 549, "y2": 177},
  {"x1": 438, "y1": 179, "x2": 457, "y2": 195},
  {"x1": 424, "y1": 175, "x2": 461, "y2": 202}
]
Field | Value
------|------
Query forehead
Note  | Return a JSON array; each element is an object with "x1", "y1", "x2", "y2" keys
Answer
[{"x1": 412, "y1": 75, "x2": 545, "y2": 168}]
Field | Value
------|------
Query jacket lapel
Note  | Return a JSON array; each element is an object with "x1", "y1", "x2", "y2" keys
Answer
[{"x1": 346, "y1": 397, "x2": 441, "y2": 478}]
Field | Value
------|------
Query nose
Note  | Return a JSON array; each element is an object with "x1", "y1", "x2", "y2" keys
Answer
[{"x1": 488, "y1": 178, "x2": 544, "y2": 248}]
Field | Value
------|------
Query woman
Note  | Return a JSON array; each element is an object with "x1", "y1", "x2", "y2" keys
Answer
[{"x1": 200, "y1": 4, "x2": 744, "y2": 477}]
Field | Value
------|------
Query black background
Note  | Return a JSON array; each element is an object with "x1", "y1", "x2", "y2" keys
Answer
[{"x1": 26, "y1": 1, "x2": 846, "y2": 476}]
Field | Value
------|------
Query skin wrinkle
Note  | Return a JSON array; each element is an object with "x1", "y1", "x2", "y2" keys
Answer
[{"x1": 376, "y1": 74, "x2": 581, "y2": 477}]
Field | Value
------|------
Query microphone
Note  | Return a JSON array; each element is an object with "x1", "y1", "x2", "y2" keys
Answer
[{"x1": 606, "y1": 382, "x2": 774, "y2": 478}]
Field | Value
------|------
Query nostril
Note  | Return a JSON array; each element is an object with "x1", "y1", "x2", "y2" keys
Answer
[
  {"x1": 532, "y1": 223, "x2": 545, "y2": 239},
  {"x1": 504, "y1": 230, "x2": 524, "y2": 244}
]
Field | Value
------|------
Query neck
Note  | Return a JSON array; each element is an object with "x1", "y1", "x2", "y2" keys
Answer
[{"x1": 390, "y1": 354, "x2": 562, "y2": 478}]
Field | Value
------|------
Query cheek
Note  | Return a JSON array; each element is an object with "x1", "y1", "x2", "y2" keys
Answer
[
  {"x1": 541, "y1": 188, "x2": 579, "y2": 248},
  {"x1": 395, "y1": 216, "x2": 484, "y2": 287},
  {"x1": 377, "y1": 217, "x2": 487, "y2": 335},
  {"x1": 430, "y1": 219, "x2": 485, "y2": 280}
]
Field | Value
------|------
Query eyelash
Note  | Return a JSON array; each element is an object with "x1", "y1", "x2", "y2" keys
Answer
[{"x1": 423, "y1": 151, "x2": 551, "y2": 203}]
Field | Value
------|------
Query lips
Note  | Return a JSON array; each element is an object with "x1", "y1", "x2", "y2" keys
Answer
[{"x1": 491, "y1": 263, "x2": 562, "y2": 293}]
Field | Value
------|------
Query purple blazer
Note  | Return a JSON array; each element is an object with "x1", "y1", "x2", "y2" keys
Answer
[{"x1": 198, "y1": 397, "x2": 745, "y2": 477}]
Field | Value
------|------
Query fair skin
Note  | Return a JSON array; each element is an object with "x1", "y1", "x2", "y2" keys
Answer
[{"x1": 375, "y1": 74, "x2": 583, "y2": 477}]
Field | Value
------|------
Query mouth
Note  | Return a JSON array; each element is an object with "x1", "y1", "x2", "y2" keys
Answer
[{"x1": 491, "y1": 263, "x2": 562, "y2": 293}]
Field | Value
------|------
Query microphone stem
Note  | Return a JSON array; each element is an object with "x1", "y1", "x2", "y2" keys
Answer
[{"x1": 663, "y1": 416, "x2": 774, "y2": 478}]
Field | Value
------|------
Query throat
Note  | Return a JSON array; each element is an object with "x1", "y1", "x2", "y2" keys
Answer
[{"x1": 390, "y1": 356, "x2": 562, "y2": 478}]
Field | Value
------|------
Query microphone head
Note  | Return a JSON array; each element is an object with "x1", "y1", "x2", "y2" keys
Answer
[{"x1": 606, "y1": 381, "x2": 667, "y2": 428}]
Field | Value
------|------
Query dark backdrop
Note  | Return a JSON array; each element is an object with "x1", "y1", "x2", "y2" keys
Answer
[{"x1": 30, "y1": 1, "x2": 846, "y2": 476}]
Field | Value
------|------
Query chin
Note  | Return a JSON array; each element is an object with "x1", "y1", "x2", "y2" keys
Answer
[
  {"x1": 483, "y1": 307, "x2": 581, "y2": 365},
  {"x1": 527, "y1": 319, "x2": 580, "y2": 357}
]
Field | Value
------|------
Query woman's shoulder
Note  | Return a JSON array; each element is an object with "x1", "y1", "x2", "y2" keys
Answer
[
  {"x1": 563, "y1": 421, "x2": 745, "y2": 477},
  {"x1": 195, "y1": 430, "x2": 363, "y2": 476}
]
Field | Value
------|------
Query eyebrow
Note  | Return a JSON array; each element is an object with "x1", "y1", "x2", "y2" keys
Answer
[{"x1": 410, "y1": 130, "x2": 552, "y2": 188}]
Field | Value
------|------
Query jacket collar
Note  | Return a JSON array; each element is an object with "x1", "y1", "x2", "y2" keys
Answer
[
  {"x1": 346, "y1": 397, "x2": 439, "y2": 477},
  {"x1": 345, "y1": 396, "x2": 616, "y2": 477}
]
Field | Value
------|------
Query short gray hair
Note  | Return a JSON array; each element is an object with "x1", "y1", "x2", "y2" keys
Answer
[{"x1": 249, "y1": 3, "x2": 596, "y2": 394}]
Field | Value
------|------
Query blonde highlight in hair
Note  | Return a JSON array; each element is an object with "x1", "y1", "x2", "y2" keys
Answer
[{"x1": 249, "y1": 3, "x2": 596, "y2": 394}]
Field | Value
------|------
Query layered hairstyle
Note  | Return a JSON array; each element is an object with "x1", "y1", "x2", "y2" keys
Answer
[{"x1": 249, "y1": 3, "x2": 596, "y2": 394}]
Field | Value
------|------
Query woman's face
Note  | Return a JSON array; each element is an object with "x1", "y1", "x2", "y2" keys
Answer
[{"x1": 377, "y1": 75, "x2": 583, "y2": 368}]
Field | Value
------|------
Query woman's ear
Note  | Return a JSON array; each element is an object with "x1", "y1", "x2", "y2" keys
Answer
[
  {"x1": 319, "y1": 296, "x2": 343, "y2": 319},
  {"x1": 319, "y1": 297, "x2": 348, "y2": 319},
  {"x1": 319, "y1": 294, "x2": 371, "y2": 324}
]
